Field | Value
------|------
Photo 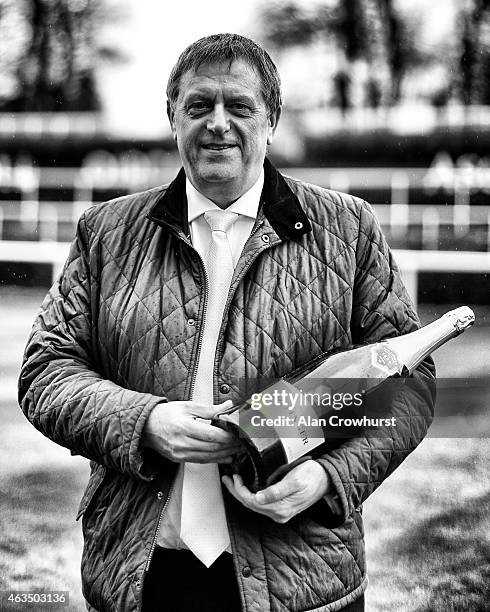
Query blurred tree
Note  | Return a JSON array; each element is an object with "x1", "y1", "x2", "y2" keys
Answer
[
  {"x1": 430, "y1": 86, "x2": 453, "y2": 117},
  {"x1": 333, "y1": 69, "x2": 351, "y2": 115},
  {"x1": 0, "y1": 0, "x2": 124, "y2": 111},
  {"x1": 378, "y1": 0, "x2": 424, "y2": 103},
  {"x1": 329, "y1": 0, "x2": 370, "y2": 62},
  {"x1": 362, "y1": 0, "x2": 389, "y2": 106},
  {"x1": 259, "y1": 0, "x2": 432, "y2": 109},
  {"x1": 327, "y1": 0, "x2": 372, "y2": 110},
  {"x1": 261, "y1": 0, "x2": 371, "y2": 110},
  {"x1": 365, "y1": 77, "x2": 382, "y2": 108},
  {"x1": 261, "y1": 2, "x2": 318, "y2": 48},
  {"x1": 458, "y1": 0, "x2": 490, "y2": 105}
]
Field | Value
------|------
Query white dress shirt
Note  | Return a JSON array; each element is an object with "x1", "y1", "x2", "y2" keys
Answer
[{"x1": 156, "y1": 169, "x2": 264, "y2": 551}]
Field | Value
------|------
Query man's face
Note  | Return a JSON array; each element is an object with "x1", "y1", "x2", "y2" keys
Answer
[{"x1": 168, "y1": 59, "x2": 280, "y2": 207}]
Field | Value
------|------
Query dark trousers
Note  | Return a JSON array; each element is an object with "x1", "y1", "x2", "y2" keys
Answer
[
  {"x1": 142, "y1": 547, "x2": 365, "y2": 612},
  {"x1": 142, "y1": 548, "x2": 241, "y2": 612}
]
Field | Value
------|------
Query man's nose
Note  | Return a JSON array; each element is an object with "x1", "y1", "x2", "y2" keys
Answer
[{"x1": 207, "y1": 103, "x2": 230, "y2": 135}]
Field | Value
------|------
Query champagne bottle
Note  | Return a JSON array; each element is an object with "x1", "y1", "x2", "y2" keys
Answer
[{"x1": 214, "y1": 306, "x2": 475, "y2": 492}]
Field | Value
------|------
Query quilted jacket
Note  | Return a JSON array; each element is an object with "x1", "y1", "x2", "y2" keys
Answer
[{"x1": 19, "y1": 158, "x2": 435, "y2": 612}]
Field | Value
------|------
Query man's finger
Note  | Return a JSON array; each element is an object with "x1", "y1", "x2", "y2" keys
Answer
[
  {"x1": 188, "y1": 400, "x2": 233, "y2": 419},
  {"x1": 255, "y1": 476, "x2": 300, "y2": 505},
  {"x1": 222, "y1": 475, "x2": 240, "y2": 500},
  {"x1": 184, "y1": 449, "x2": 239, "y2": 463},
  {"x1": 230, "y1": 474, "x2": 257, "y2": 504},
  {"x1": 178, "y1": 438, "x2": 242, "y2": 454},
  {"x1": 222, "y1": 475, "x2": 256, "y2": 507},
  {"x1": 186, "y1": 418, "x2": 238, "y2": 445},
  {"x1": 212, "y1": 399, "x2": 234, "y2": 416},
  {"x1": 222, "y1": 476, "x2": 294, "y2": 522}
]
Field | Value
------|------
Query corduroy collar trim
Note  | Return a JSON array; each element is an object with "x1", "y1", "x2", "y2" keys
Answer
[{"x1": 147, "y1": 157, "x2": 312, "y2": 240}]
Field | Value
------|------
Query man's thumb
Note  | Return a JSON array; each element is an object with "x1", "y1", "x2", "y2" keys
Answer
[
  {"x1": 189, "y1": 400, "x2": 233, "y2": 419},
  {"x1": 213, "y1": 399, "x2": 234, "y2": 416}
]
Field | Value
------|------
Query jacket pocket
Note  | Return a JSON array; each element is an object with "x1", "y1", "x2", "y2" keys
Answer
[{"x1": 76, "y1": 464, "x2": 107, "y2": 521}]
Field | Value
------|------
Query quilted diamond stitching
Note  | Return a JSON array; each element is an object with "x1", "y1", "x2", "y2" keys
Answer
[{"x1": 18, "y1": 171, "x2": 434, "y2": 612}]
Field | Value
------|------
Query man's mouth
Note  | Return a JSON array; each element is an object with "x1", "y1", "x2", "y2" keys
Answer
[{"x1": 201, "y1": 143, "x2": 236, "y2": 151}]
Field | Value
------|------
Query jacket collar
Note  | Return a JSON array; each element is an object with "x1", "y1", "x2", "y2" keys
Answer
[{"x1": 147, "y1": 157, "x2": 312, "y2": 240}]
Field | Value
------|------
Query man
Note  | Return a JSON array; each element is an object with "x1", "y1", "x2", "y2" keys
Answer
[{"x1": 19, "y1": 34, "x2": 435, "y2": 612}]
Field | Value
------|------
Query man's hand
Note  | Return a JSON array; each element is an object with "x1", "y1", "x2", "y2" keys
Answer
[
  {"x1": 141, "y1": 400, "x2": 242, "y2": 464},
  {"x1": 222, "y1": 459, "x2": 330, "y2": 523}
]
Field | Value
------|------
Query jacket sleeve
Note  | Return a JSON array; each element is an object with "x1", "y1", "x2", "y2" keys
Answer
[
  {"x1": 18, "y1": 212, "x2": 165, "y2": 481},
  {"x1": 312, "y1": 201, "x2": 436, "y2": 526}
]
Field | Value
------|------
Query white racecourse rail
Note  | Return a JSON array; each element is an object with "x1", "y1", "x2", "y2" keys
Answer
[{"x1": 0, "y1": 241, "x2": 489, "y2": 308}]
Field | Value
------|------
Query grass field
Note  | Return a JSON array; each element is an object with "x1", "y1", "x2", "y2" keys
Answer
[{"x1": 0, "y1": 287, "x2": 488, "y2": 612}]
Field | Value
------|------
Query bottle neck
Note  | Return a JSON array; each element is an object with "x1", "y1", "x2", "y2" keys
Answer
[{"x1": 383, "y1": 309, "x2": 472, "y2": 373}]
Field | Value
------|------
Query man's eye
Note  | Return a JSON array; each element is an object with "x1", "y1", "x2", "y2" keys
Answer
[
  {"x1": 188, "y1": 102, "x2": 209, "y2": 113},
  {"x1": 229, "y1": 103, "x2": 250, "y2": 113}
]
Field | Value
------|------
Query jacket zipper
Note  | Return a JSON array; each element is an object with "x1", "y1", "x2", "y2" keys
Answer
[
  {"x1": 213, "y1": 219, "x2": 273, "y2": 381},
  {"x1": 188, "y1": 246, "x2": 209, "y2": 399},
  {"x1": 194, "y1": 217, "x2": 268, "y2": 402},
  {"x1": 144, "y1": 477, "x2": 177, "y2": 571},
  {"x1": 139, "y1": 476, "x2": 176, "y2": 611},
  {"x1": 139, "y1": 220, "x2": 273, "y2": 609},
  {"x1": 209, "y1": 218, "x2": 274, "y2": 561},
  {"x1": 140, "y1": 236, "x2": 209, "y2": 612}
]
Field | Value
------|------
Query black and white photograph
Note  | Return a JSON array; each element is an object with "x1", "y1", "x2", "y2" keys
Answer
[{"x1": 0, "y1": 1, "x2": 488, "y2": 611}]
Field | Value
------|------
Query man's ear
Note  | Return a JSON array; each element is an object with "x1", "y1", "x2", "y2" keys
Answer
[
  {"x1": 167, "y1": 100, "x2": 177, "y2": 142},
  {"x1": 267, "y1": 107, "x2": 282, "y2": 145}
]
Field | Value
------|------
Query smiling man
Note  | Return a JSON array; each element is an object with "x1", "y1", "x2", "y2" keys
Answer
[
  {"x1": 19, "y1": 34, "x2": 435, "y2": 612},
  {"x1": 168, "y1": 57, "x2": 278, "y2": 205}
]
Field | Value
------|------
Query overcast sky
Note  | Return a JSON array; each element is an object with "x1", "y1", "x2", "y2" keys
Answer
[
  {"x1": 98, "y1": 0, "x2": 457, "y2": 136},
  {"x1": 98, "y1": 0, "x2": 260, "y2": 135}
]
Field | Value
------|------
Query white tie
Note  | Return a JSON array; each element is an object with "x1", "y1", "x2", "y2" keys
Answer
[{"x1": 180, "y1": 209, "x2": 238, "y2": 567}]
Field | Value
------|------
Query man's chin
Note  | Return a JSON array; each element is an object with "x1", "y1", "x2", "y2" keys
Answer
[{"x1": 196, "y1": 164, "x2": 240, "y2": 184}]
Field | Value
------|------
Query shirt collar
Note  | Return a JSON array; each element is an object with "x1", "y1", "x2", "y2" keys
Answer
[
  {"x1": 147, "y1": 158, "x2": 312, "y2": 241},
  {"x1": 186, "y1": 169, "x2": 264, "y2": 224}
]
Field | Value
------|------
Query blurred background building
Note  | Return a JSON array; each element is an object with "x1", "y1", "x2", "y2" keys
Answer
[{"x1": 0, "y1": 0, "x2": 489, "y2": 303}]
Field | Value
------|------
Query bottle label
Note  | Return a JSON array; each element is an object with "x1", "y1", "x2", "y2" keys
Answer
[
  {"x1": 371, "y1": 344, "x2": 401, "y2": 375},
  {"x1": 244, "y1": 379, "x2": 325, "y2": 463},
  {"x1": 278, "y1": 380, "x2": 325, "y2": 463}
]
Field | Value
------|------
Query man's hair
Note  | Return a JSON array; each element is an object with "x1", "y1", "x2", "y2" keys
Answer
[{"x1": 166, "y1": 33, "x2": 282, "y2": 116}]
